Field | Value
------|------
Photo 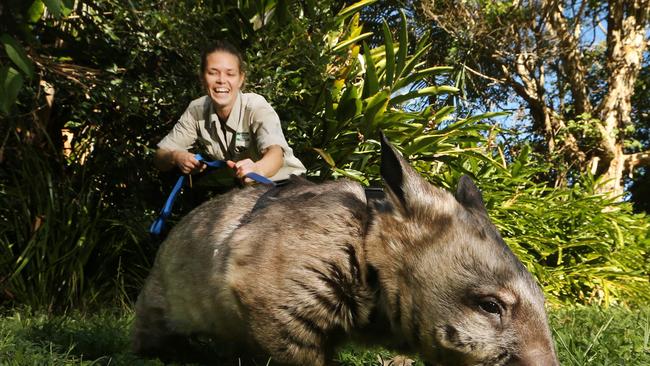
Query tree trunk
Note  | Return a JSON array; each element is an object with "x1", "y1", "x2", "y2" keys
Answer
[{"x1": 594, "y1": 0, "x2": 649, "y2": 198}]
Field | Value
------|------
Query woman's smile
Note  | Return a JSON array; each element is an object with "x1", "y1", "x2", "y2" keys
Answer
[{"x1": 202, "y1": 50, "x2": 245, "y2": 120}]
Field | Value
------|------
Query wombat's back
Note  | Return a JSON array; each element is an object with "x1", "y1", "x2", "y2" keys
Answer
[
  {"x1": 134, "y1": 176, "x2": 375, "y2": 363},
  {"x1": 224, "y1": 177, "x2": 375, "y2": 363}
]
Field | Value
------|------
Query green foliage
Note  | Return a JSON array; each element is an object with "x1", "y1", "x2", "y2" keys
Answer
[
  {"x1": 42, "y1": 0, "x2": 75, "y2": 18},
  {"x1": 308, "y1": 10, "x2": 491, "y2": 184},
  {"x1": 0, "y1": 0, "x2": 647, "y2": 313},
  {"x1": 551, "y1": 306, "x2": 650, "y2": 365},
  {"x1": 0, "y1": 34, "x2": 32, "y2": 115},
  {"x1": 1, "y1": 34, "x2": 34, "y2": 79},
  {"x1": 0, "y1": 65, "x2": 23, "y2": 115},
  {"x1": 0, "y1": 0, "x2": 352, "y2": 310},
  {"x1": 0, "y1": 141, "x2": 153, "y2": 309},
  {"x1": 470, "y1": 147, "x2": 650, "y2": 306},
  {"x1": 309, "y1": 9, "x2": 649, "y2": 305},
  {"x1": 565, "y1": 113, "x2": 603, "y2": 148},
  {"x1": 309, "y1": 6, "x2": 649, "y2": 305}
]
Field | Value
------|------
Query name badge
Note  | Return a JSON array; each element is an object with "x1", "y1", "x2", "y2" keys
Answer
[{"x1": 235, "y1": 132, "x2": 251, "y2": 152}]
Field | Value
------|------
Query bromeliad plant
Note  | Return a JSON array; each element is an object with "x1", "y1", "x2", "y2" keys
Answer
[{"x1": 309, "y1": 9, "x2": 501, "y2": 184}]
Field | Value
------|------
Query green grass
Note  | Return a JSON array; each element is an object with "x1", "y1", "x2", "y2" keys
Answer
[
  {"x1": 0, "y1": 306, "x2": 648, "y2": 365},
  {"x1": 551, "y1": 306, "x2": 650, "y2": 365}
]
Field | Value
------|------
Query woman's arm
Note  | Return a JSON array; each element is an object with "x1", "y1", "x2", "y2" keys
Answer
[{"x1": 228, "y1": 144, "x2": 284, "y2": 181}]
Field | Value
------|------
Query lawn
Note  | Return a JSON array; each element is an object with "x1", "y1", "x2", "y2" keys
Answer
[{"x1": 0, "y1": 306, "x2": 648, "y2": 365}]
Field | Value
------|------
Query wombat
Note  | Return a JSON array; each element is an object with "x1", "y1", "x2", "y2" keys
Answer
[{"x1": 133, "y1": 133, "x2": 559, "y2": 365}]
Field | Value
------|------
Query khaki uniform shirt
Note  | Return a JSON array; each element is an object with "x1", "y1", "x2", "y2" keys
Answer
[{"x1": 158, "y1": 92, "x2": 306, "y2": 181}]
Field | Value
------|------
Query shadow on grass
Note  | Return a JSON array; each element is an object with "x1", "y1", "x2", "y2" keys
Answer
[{"x1": 12, "y1": 310, "x2": 144, "y2": 365}]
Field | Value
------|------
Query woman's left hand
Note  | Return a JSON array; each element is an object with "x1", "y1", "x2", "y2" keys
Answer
[
  {"x1": 227, "y1": 159, "x2": 257, "y2": 184},
  {"x1": 227, "y1": 145, "x2": 284, "y2": 184}
]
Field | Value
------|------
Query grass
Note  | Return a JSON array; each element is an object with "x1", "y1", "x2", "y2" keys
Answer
[
  {"x1": 551, "y1": 306, "x2": 650, "y2": 365},
  {"x1": 0, "y1": 306, "x2": 648, "y2": 365}
]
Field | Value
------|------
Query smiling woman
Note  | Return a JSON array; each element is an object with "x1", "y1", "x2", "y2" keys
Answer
[{"x1": 153, "y1": 40, "x2": 306, "y2": 185}]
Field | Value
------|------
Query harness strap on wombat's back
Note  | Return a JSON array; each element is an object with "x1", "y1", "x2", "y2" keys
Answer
[{"x1": 149, "y1": 154, "x2": 276, "y2": 237}]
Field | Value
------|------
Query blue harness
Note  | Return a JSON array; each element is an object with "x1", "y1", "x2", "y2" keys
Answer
[{"x1": 149, "y1": 154, "x2": 276, "y2": 236}]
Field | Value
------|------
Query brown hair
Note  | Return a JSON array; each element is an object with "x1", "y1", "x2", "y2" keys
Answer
[{"x1": 200, "y1": 39, "x2": 246, "y2": 74}]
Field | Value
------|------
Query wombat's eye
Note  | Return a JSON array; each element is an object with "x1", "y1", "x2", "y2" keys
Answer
[{"x1": 478, "y1": 300, "x2": 502, "y2": 315}]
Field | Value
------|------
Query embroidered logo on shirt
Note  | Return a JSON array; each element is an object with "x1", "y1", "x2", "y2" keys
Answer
[{"x1": 235, "y1": 132, "x2": 250, "y2": 152}]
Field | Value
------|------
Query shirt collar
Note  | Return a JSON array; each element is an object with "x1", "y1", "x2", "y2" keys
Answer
[{"x1": 210, "y1": 92, "x2": 243, "y2": 131}]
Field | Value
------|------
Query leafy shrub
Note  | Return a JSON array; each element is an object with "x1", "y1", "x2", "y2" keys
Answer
[
  {"x1": 307, "y1": 9, "x2": 494, "y2": 183},
  {"x1": 475, "y1": 147, "x2": 650, "y2": 306},
  {"x1": 0, "y1": 0, "x2": 376, "y2": 310},
  {"x1": 0, "y1": 140, "x2": 154, "y2": 310}
]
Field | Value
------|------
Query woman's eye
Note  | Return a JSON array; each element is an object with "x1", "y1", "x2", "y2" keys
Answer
[{"x1": 479, "y1": 300, "x2": 501, "y2": 315}]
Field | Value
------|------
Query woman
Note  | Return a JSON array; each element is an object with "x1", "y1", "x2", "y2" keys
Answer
[{"x1": 154, "y1": 40, "x2": 306, "y2": 184}]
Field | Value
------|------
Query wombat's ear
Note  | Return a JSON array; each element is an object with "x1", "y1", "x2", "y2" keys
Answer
[
  {"x1": 380, "y1": 131, "x2": 407, "y2": 209},
  {"x1": 380, "y1": 131, "x2": 428, "y2": 214},
  {"x1": 455, "y1": 175, "x2": 486, "y2": 212}
]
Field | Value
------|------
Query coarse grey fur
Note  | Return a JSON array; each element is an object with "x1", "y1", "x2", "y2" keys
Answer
[{"x1": 133, "y1": 133, "x2": 559, "y2": 365}]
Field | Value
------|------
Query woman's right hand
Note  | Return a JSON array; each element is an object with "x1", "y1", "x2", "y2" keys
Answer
[{"x1": 172, "y1": 150, "x2": 205, "y2": 174}]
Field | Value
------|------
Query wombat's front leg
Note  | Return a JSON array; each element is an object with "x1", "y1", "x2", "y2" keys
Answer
[
  {"x1": 132, "y1": 272, "x2": 193, "y2": 360},
  {"x1": 132, "y1": 306, "x2": 182, "y2": 357}
]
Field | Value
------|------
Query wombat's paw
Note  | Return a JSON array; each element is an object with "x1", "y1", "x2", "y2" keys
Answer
[
  {"x1": 132, "y1": 333, "x2": 195, "y2": 362},
  {"x1": 378, "y1": 355, "x2": 415, "y2": 366}
]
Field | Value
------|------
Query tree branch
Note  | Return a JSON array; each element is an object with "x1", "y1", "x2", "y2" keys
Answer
[
  {"x1": 625, "y1": 150, "x2": 650, "y2": 176},
  {"x1": 543, "y1": 0, "x2": 591, "y2": 115},
  {"x1": 462, "y1": 64, "x2": 505, "y2": 85}
]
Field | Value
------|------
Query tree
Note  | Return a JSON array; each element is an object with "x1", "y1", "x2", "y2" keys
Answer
[{"x1": 420, "y1": 0, "x2": 650, "y2": 199}]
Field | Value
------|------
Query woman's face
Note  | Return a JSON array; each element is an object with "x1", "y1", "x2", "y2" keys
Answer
[{"x1": 202, "y1": 50, "x2": 245, "y2": 118}]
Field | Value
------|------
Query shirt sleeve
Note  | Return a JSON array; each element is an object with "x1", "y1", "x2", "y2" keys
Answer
[
  {"x1": 249, "y1": 97, "x2": 290, "y2": 153},
  {"x1": 157, "y1": 105, "x2": 199, "y2": 151}
]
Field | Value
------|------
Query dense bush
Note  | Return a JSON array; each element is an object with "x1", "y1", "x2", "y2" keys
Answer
[
  {"x1": 0, "y1": 140, "x2": 155, "y2": 309},
  {"x1": 302, "y1": 9, "x2": 650, "y2": 306}
]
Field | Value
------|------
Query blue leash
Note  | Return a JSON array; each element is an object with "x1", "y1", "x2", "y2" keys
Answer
[{"x1": 149, "y1": 154, "x2": 275, "y2": 236}]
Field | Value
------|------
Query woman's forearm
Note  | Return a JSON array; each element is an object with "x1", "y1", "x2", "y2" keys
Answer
[{"x1": 256, "y1": 144, "x2": 284, "y2": 177}]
